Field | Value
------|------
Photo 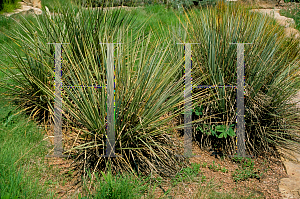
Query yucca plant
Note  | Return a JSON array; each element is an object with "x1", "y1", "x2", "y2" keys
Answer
[
  {"x1": 181, "y1": 1, "x2": 300, "y2": 157},
  {"x1": 0, "y1": 3, "x2": 140, "y2": 123},
  {"x1": 60, "y1": 19, "x2": 211, "y2": 177},
  {"x1": 0, "y1": 3, "x2": 211, "y2": 178},
  {"x1": 49, "y1": 4, "x2": 211, "y2": 179}
]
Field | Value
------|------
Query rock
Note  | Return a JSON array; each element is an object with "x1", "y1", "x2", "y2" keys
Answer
[
  {"x1": 279, "y1": 175, "x2": 300, "y2": 199},
  {"x1": 285, "y1": 27, "x2": 300, "y2": 39},
  {"x1": 251, "y1": 8, "x2": 300, "y2": 40},
  {"x1": 277, "y1": 147, "x2": 300, "y2": 199},
  {"x1": 22, "y1": 0, "x2": 42, "y2": 9},
  {"x1": 4, "y1": 2, "x2": 42, "y2": 17},
  {"x1": 250, "y1": 9, "x2": 295, "y2": 28}
]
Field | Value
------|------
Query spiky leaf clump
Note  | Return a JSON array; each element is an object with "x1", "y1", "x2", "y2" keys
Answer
[{"x1": 184, "y1": 2, "x2": 300, "y2": 156}]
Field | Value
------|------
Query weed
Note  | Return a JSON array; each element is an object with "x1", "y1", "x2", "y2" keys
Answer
[
  {"x1": 197, "y1": 124, "x2": 236, "y2": 139},
  {"x1": 207, "y1": 161, "x2": 228, "y2": 173},
  {"x1": 232, "y1": 156, "x2": 244, "y2": 164},
  {"x1": 156, "y1": 176, "x2": 162, "y2": 183},
  {"x1": 208, "y1": 161, "x2": 220, "y2": 172},
  {"x1": 191, "y1": 162, "x2": 201, "y2": 173},
  {"x1": 171, "y1": 163, "x2": 202, "y2": 186},
  {"x1": 83, "y1": 167, "x2": 151, "y2": 199},
  {"x1": 220, "y1": 167, "x2": 228, "y2": 173},
  {"x1": 201, "y1": 175, "x2": 206, "y2": 183},
  {"x1": 232, "y1": 158, "x2": 262, "y2": 182}
]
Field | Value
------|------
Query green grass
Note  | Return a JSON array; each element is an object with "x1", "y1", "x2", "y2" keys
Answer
[
  {"x1": 40, "y1": 0, "x2": 80, "y2": 12},
  {"x1": 280, "y1": 3, "x2": 300, "y2": 31},
  {"x1": 0, "y1": 15, "x2": 14, "y2": 32},
  {"x1": 0, "y1": 19, "x2": 55, "y2": 197},
  {"x1": 0, "y1": 0, "x2": 22, "y2": 14},
  {"x1": 0, "y1": 91, "x2": 54, "y2": 198},
  {"x1": 80, "y1": 163, "x2": 260, "y2": 199},
  {"x1": 81, "y1": 165, "x2": 155, "y2": 199}
]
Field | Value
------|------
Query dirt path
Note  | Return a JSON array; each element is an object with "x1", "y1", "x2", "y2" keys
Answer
[
  {"x1": 251, "y1": 8, "x2": 300, "y2": 199},
  {"x1": 251, "y1": 8, "x2": 299, "y2": 38}
]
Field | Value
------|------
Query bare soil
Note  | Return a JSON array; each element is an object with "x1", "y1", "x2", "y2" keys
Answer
[{"x1": 41, "y1": 128, "x2": 288, "y2": 199}]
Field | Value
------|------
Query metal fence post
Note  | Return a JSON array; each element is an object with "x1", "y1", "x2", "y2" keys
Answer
[
  {"x1": 176, "y1": 43, "x2": 201, "y2": 158},
  {"x1": 99, "y1": 43, "x2": 123, "y2": 158},
  {"x1": 54, "y1": 43, "x2": 63, "y2": 157},
  {"x1": 47, "y1": 42, "x2": 69, "y2": 158},
  {"x1": 236, "y1": 43, "x2": 246, "y2": 157},
  {"x1": 184, "y1": 43, "x2": 192, "y2": 157},
  {"x1": 230, "y1": 42, "x2": 252, "y2": 158},
  {"x1": 106, "y1": 43, "x2": 116, "y2": 157}
]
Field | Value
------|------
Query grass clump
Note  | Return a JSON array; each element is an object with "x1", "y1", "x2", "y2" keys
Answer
[
  {"x1": 81, "y1": 164, "x2": 153, "y2": 199},
  {"x1": 184, "y1": 1, "x2": 300, "y2": 157},
  {"x1": 0, "y1": 101, "x2": 53, "y2": 198}
]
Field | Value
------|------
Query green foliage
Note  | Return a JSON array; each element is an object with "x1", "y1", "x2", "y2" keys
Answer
[
  {"x1": 0, "y1": 3, "x2": 291, "y2": 198},
  {"x1": 280, "y1": 4, "x2": 300, "y2": 31},
  {"x1": 283, "y1": 0, "x2": 300, "y2": 3},
  {"x1": 40, "y1": 0, "x2": 78, "y2": 12},
  {"x1": 0, "y1": 100, "x2": 53, "y2": 198},
  {"x1": 171, "y1": 163, "x2": 202, "y2": 186},
  {"x1": 169, "y1": 0, "x2": 218, "y2": 9},
  {"x1": 197, "y1": 124, "x2": 236, "y2": 138},
  {"x1": 191, "y1": 162, "x2": 201, "y2": 172},
  {"x1": 193, "y1": 105, "x2": 204, "y2": 116},
  {"x1": 0, "y1": 6, "x2": 138, "y2": 122},
  {"x1": 0, "y1": 0, "x2": 22, "y2": 13},
  {"x1": 1, "y1": 110, "x2": 15, "y2": 127},
  {"x1": 208, "y1": 161, "x2": 220, "y2": 172},
  {"x1": 201, "y1": 175, "x2": 206, "y2": 182},
  {"x1": 193, "y1": 179, "x2": 261, "y2": 199},
  {"x1": 232, "y1": 158, "x2": 262, "y2": 182},
  {"x1": 83, "y1": 169, "x2": 151, "y2": 199},
  {"x1": 207, "y1": 161, "x2": 227, "y2": 172},
  {"x1": 220, "y1": 167, "x2": 228, "y2": 173},
  {"x1": 186, "y1": 2, "x2": 300, "y2": 156},
  {"x1": 74, "y1": 0, "x2": 145, "y2": 7},
  {"x1": 0, "y1": 15, "x2": 14, "y2": 33}
]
